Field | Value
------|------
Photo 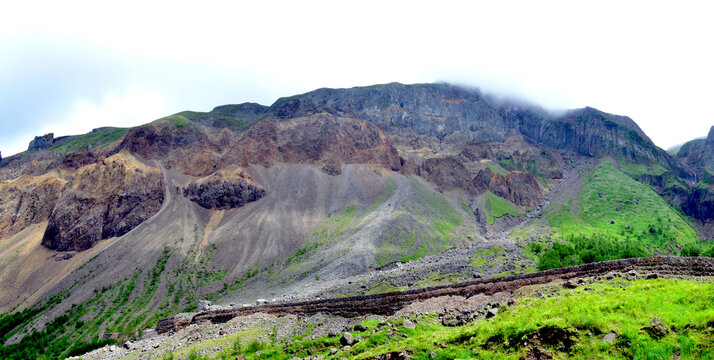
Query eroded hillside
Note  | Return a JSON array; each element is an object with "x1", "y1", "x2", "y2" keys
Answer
[{"x1": 0, "y1": 82, "x2": 711, "y2": 359}]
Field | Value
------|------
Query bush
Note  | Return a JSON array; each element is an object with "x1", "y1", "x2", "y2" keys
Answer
[{"x1": 537, "y1": 233, "x2": 648, "y2": 270}]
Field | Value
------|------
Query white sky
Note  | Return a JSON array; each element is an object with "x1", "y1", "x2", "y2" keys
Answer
[{"x1": 1, "y1": 0, "x2": 713, "y2": 156}]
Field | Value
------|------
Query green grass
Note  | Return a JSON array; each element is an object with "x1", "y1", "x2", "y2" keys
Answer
[
  {"x1": 153, "y1": 114, "x2": 192, "y2": 128},
  {"x1": 457, "y1": 277, "x2": 714, "y2": 359},
  {"x1": 48, "y1": 127, "x2": 130, "y2": 153},
  {"x1": 487, "y1": 164, "x2": 509, "y2": 177},
  {"x1": 534, "y1": 159, "x2": 705, "y2": 271},
  {"x1": 141, "y1": 277, "x2": 714, "y2": 360},
  {"x1": 579, "y1": 160, "x2": 698, "y2": 247},
  {"x1": 470, "y1": 246, "x2": 506, "y2": 268},
  {"x1": 376, "y1": 179, "x2": 463, "y2": 266},
  {"x1": 213, "y1": 116, "x2": 247, "y2": 129},
  {"x1": 484, "y1": 191, "x2": 520, "y2": 224}
]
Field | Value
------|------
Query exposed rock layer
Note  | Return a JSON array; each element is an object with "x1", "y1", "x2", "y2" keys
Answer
[{"x1": 41, "y1": 155, "x2": 165, "y2": 251}]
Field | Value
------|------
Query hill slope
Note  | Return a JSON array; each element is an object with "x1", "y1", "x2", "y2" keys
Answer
[{"x1": 0, "y1": 82, "x2": 711, "y2": 359}]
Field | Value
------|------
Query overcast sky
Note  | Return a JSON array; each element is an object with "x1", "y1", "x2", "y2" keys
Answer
[{"x1": 1, "y1": 1, "x2": 713, "y2": 157}]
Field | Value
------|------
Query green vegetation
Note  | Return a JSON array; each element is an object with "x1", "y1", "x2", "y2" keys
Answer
[
  {"x1": 376, "y1": 179, "x2": 462, "y2": 266},
  {"x1": 456, "y1": 278, "x2": 714, "y2": 359},
  {"x1": 154, "y1": 114, "x2": 192, "y2": 128},
  {"x1": 579, "y1": 160, "x2": 698, "y2": 246},
  {"x1": 48, "y1": 127, "x2": 130, "y2": 153},
  {"x1": 536, "y1": 233, "x2": 648, "y2": 270},
  {"x1": 470, "y1": 246, "x2": 506, "y2": 268},
  {"x1": 0, "y1": 226, "x2": 230, "y2": 359},
  {"x1": 213, "y1": 116, "x2": 247, "y2": 129},
  {"x1": 536, "y1": 160, "x2": 705, "y2": 271},
  {"x1": 148, "y1": 277, "x2": 714, "y2": 360},
  {"x1": 484, "y1": 191, "x2": 520, "y2": 224},
  {"x1": 487, "y1": 164, "x2": 508, "y2": 177}
]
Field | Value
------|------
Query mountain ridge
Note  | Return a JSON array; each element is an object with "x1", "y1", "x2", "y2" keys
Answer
[{"x1": 0, "y1": 82, "x2": 712, "y2": 359}]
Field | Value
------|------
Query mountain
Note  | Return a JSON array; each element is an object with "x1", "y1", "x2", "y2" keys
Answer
[{"x1": 0, "y1": 82, "x2": 711, "y2": 359}]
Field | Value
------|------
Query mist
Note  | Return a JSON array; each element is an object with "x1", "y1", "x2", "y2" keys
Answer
[{"x1": 2, "y1": 1, "x2": 712, "y2": 156}]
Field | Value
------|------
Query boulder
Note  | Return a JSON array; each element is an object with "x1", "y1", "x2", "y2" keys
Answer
[
  {"x1": 642, "y1": 317, "x2": 669, "y2": 339},
  {"x1": 602, "y1": 332, "x2": 616, "y2": 344},
  {"x1": 402, "y1": 319, "x2": 416, "y2": 330},
  {"x1": 340, "y1": 332, "x2": 354, "y2": 346},
  {"x1": 197, "y1": 300, "x2": 212, "y2": 312}
]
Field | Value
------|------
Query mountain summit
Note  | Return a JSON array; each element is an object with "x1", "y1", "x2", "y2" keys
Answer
[{"x1": 0, "y1": 82, "x2": 712, "y2": 359}]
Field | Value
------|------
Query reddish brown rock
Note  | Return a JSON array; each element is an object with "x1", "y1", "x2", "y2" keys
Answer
[
  {"x1": 460, "y1": 142, "x2": 493, "y2": 161},
  {"x1": 420, "y1": 157, "x2": 476, "y2": 193},
  {"x1": 119, "y1": 119, "x2": 218, "y2": 176},
  {"x1": 505, "y1": 171, "x2": 544, "y2": 207},
  {"x1": 472, "y1": 167, "x2": 494, "y2": 192},
  {"x1": 229, "y1": 113, "x2": 401, "y2": 171},
  {"x1": 398, "y1": 157, "x2": 420, "y2": 176},
  {"x1": 472, "y1": 169, "x2": 543, "y2": 207},
  {"x1": 488, "y1": 173, "x2": 509, "y2": 199}
]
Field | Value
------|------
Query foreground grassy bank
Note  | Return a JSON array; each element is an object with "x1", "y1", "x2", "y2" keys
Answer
[{"x1": 154, "y1": 276, "x2": 714, "y2": 360}]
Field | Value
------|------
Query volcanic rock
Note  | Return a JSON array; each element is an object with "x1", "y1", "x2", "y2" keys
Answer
[
  {"x1": 28, "y1": 133, "x2": 54, "y2": 151},
  {"x1": 41, "y1": 155, "x2": 165, "y2": 251},
  {"x1": 0, "y1": 175, "x2": 66, "y2": 239},
  {"x1": 420, "y1": 156, "x2": 476, "y2": 193},
  {"x1": 505, "y1": 171, "x2": 543, "y2": 207},
  {"x1": 184, "y1": 170, "x2": 265, "y2": 210},
  {"x1": 230, "y1": 113, "x2": 401, "y2": 172}
]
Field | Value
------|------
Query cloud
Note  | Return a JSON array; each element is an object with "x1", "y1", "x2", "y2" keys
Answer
[{"x1": 1, "y1": 1, "x2": 713, "y2": 156}]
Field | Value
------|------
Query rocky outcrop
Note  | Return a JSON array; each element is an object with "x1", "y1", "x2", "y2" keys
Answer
[
  {"x1": 677, "y1": 126, "x2": 714, "y2": 177},
  {"x1": 0, "y1": 175, "x2": 66, "y2": 239},
  {"x1": 683, "y1": 184, "x2": 714, "y2": 220},
  {"x1": 27, "y1": 133, "x2": 54, "y2": 151},
  {"x1": 118, "y1": 119, "x2": 218, "y2": 176},
  {"x1": 472, "y1": 169, "x2": 543, "y2": 207},
  {"x1": 41, "y1": 155, "x2": 165, "y2": 251},
  {"x1": 675, "y1": 127, "x2": 714, "y2": 220},
  {"x1": 420, "y1": 157, "x2": 476, "y2": 193},
  {"x1": 229, "y1": 113, "x2": 402, "y2": 172},
  {"x1": 505, "y1": 172, "x2": 543, "y2": 207},
  {"x1": 61, "y1": 151, "x2": 98, "y2": 169},
  {"x1": 184, "y1": 170, "x2": 265, "y2": 210},
  {"x1": 460, "y1": 142, "x2": 493, "y2": 161}
]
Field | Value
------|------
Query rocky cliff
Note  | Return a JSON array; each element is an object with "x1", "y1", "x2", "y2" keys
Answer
[
  {"x1": 41, "y1": 155, "x2": 164, "y2": 251},
  {"x1": 226, "y1": 113, "x2": 402, "y2": 174},
  {"x1": 27, "y1": 133, "x2": 54, "y2": 151},
  {"x1": 0, "y1": 174, "x2": 66, "y2": 239}
]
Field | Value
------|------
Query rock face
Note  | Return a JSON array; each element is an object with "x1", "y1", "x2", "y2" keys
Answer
[
  {"x1": 28, "y1": 133, "x2": 54, "y2": 151},
  {"x1": 229, "y1": 113, "x2": 401, "y2": 171},
  {"x1": 184, "y1": 170, "x2": 265, "y2": 210},
  {"x1": 677, "y1": 126, "x2": 714, "y2": 220},
  {"x1": 505, "y1": 172, "x2": 543, "y2": 207},
  {"x1": 118, "y1": 119, "x2": 217, "y2": 176},
  {"x1": 0, "y1": 175, "x2": 66, "y2": 239},
  {"x1": 473, "y1": 168, "x2": 543, "y2": 207},
  {"x1": 677, "y1": 126, "x2": 714, "y2": 176},
  {"x1": 41, "y1": 155, "x2": 165, "y2": 251},
  {"x1": 420, "y1": 157, "x2": 476, "y2": 193}
]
